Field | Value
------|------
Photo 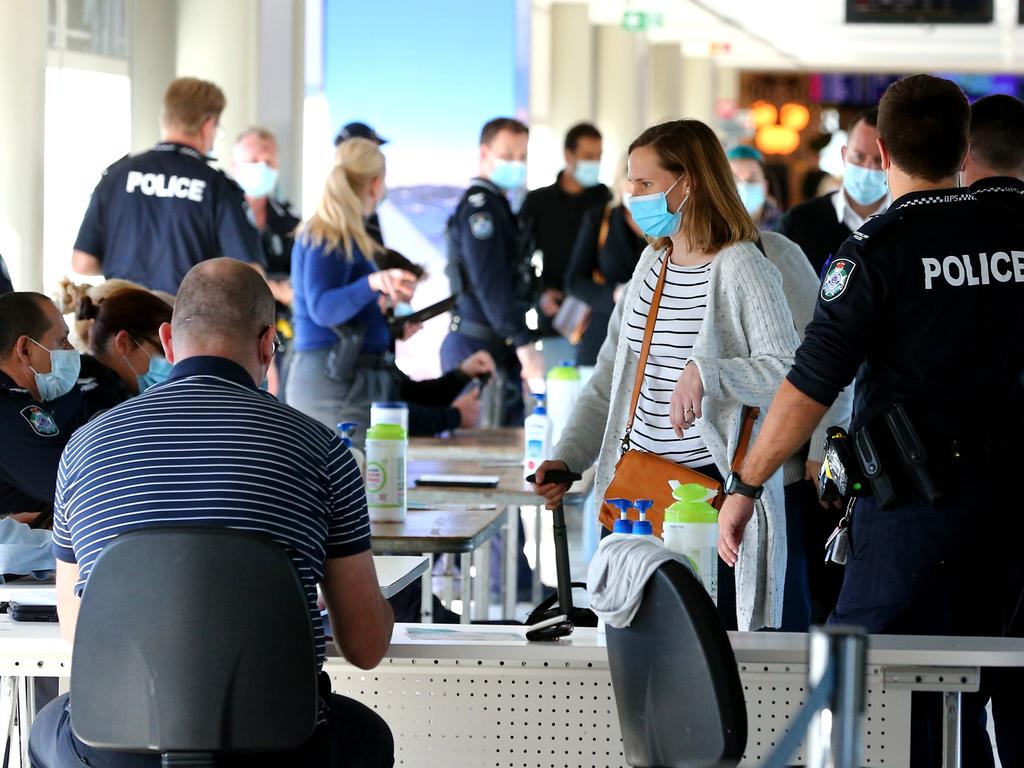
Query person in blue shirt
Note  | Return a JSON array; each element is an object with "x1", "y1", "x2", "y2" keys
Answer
[
  {"x1": 286, "y1": 137, "x2": 417, "y2": 446},
  {"x1": 71, "y1": 77, "x2": 260, "y2": 294},
  {"x1": 442, "y1": 117, "x2": 543, "y2": 426}
]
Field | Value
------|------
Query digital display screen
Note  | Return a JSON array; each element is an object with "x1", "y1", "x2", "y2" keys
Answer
[{"x1": 846, "y1": 0, "x2": 993, "y2": 24}]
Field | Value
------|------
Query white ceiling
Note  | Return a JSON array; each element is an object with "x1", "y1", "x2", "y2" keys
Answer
[{"x1": 583, "y1": 0, "x2": 1024, "y2": 72}]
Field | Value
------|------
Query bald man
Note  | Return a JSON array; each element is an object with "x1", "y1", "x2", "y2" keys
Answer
[{"x1": 31, "y1": 259, "x2": 395, "y2": 768}]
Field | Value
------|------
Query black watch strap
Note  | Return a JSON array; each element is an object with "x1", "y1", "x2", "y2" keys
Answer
[{"x1": 725, "y1": 471, "x2": 764, "y2": 500}]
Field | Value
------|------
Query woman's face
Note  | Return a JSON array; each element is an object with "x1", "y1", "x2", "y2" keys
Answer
[
  {"x1": 363, "y1": 174, "x2": 386, "y2": 217},
  {"x1": 627, "y1": 145, "x2": 688, "y2": 211}
]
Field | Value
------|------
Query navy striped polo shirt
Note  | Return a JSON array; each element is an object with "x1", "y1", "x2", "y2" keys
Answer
[{"x1": 52, "y1": 355, "x2": 370, "y2": 666}]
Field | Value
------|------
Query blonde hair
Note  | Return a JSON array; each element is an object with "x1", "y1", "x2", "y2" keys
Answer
[
  {"x1": 162, "y1": 77, "x2": 226, "y2": 135},
  {"x1": 629, "y1": 120, "x2": 758, "y2": 254},
  {"x1": 299, "y1": 137, "x2": 384, "y2": 259},
  {"x1": 58, "y1": 277, "x2": 148, "y2": 350}
]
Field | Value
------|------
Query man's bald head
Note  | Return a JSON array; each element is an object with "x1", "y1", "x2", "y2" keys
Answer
[{"x1": 172, "y1": 259, "x2": 275, "y2": 344}]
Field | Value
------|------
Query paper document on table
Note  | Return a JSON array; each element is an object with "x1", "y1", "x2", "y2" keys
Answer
[
  {"x1": 5, "y1": 589, "x2": 57, "y2": 606},
  {"x1": 405, "y1": 626, "x2": 526, "y2": 642}
]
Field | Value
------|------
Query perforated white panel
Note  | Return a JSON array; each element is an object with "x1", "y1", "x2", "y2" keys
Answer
[{"x1": 327, "y1": 657, "x2": 911, "y2": 767}]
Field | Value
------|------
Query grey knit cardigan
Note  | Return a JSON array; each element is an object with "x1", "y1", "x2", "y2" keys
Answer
[{"x1": 555, "y1": 234, "x2": 851, "y2": 630}]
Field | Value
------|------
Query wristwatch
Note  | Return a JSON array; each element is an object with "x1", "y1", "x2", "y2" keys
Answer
[{"x1": 724, "y1": 471, "x2": 764, "y2": 500}]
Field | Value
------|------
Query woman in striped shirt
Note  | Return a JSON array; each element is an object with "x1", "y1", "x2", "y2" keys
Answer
[{"x1": 534, "y1": 120, "x2": 802, "y2": 631}]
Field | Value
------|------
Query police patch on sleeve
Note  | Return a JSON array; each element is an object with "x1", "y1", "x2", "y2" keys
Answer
[
  {"x1": 469, "y1": 212, "x2": 494, "y2": 240},
  {"x1": 20, "y1": 405, "x2": 59, "y2": 437},
  {"x1": 820, "y1": 258, "x2": 857, "y2": 302},
  {"x1": 468, "y1": 192, "x2": 486, "y2": 208}
]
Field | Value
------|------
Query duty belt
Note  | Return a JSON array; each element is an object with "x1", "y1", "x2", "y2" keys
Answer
[{"x1": 449, "y1": 315, "x2": 510, "y2": 347}]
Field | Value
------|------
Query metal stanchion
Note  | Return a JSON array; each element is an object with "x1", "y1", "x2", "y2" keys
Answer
[{"x1": 806, "y1": 625, "x2": 868, "y2": 768}]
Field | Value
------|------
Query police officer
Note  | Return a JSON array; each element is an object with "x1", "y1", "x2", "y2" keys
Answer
[
  {"x1": 72, "y1": 77, "x2": 259, "y2": 294},
  {"x1": 231, "y1": 127, "x2": 300, "y2": 397},
  {"x1": 441, "y1": 117, "x2": 543, "y2": 427},
  {"x1": 334, "y1": 121, "x2": 388, "y2": 246},
  {"x1": 717, "y1": 75, "x2": 1024, "y2": 767},
  {"x1": 961, "y1": 91, "x2": 1024, "y2": 768}
]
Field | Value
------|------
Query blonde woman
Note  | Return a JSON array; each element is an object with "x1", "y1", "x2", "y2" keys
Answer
[
  {"x1": 534, "y1": 120, "x2": 802, "y2": 631},
  {"x1": 286, "y1": 138, "x2": 416, "y2": 441}
]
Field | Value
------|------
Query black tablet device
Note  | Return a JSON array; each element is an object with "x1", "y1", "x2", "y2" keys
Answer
[
  {"x1": 413, "y1": 474, "x2": 500, "y2": 489},
  {"x1": 388, "y1": 295, "x2": 459, "y2": 335}
]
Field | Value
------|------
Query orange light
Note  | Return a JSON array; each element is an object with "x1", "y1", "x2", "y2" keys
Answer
[
  {"x1": 749, "y1": 101, "x2": 778, "y2": 129},
  {"x1": 755, "y1": 125, "x2": 800, "y2": 155},
  {"x1": 780, "y1": 103, "x2": 810, "y2": 131}
]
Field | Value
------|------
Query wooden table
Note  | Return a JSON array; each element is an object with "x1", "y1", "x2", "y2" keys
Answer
[
  {"x1": 409, "y1": 428, "x2": 523, "y2": 462},
  {"x1": 371, "y1": 507, "x2": 508, "y2": 623},
  {"x1": 407, "y1": 459, "x2": 594, "y2": 619}
]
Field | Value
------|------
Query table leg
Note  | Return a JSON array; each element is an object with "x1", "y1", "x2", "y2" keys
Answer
[
  {"x1": 420, "y1": 553, "x2": 433, "y2": 623},
  {"x1": 503, "y1": 505, "x2": 518, "y2": 619},
  {"x1": 0, "y1": 677, "x2": 17, "y2": 768},
  {"x1": 942, "y1": 690, "x2": 962, "y2": 768},
  {"x1": 532, "y1": 505, "x2": 543, "y2": 605},
  {"x1": 17, "y1": 675, "x2": 33, "y2": 768},
  {"x1": 441, "y1": 553, "x2": 454, "y2": 607},
  {"x1": 473, "y1": 540, "x2": 490, "y2": 621},
  {"x1": 460, "y1": 552, "x2": 472, "y2": 625}
]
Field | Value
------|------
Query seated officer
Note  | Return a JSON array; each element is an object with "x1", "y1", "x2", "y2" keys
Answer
[
  {"x1": 30, "y1": 259, "x2": 395, "y2": 768},
  {"x1": 0, "y1": 293, "x2": 92, "y2": 575},
  {"x1": 72, "y1": 77, "x2": 260, "y2": 294}
]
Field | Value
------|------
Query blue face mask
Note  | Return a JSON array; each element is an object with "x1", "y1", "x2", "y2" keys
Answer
[
  {"x1": 626, "y1": 176, "x2": 688, "y2": 238},
  {"x1": 843, "y1": 162, "x2": 888, "y2": 206},
  {"x1": 736, "y1": 181, "x2": 766, "y2": 215},
  {"x1": 136, "y1": 356, "x2": 172, "y2": 393},
  {"x1": 573, "y1": 160, "x2": 602, "y2": 188},
  {"x1": 234, "y1": 161, "x2": 279, "y2": 198},
  {"x1": 29, "y1": 339, "x2": 81, "y2": 402},
  {"x1": 490, "y1": 159, "x2": 527, "y2": 190}
]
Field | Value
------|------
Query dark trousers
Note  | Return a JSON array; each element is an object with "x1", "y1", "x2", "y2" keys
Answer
[
  {"x1": 29, "y1": 676, "x2": 394, "y2": 768},
  {"x1": 992, "y1": 560, "x2": 1024, "y2": 765},
  {"x1": 829, "y1": 472, "x2": 1017, "y2": 768},
  {"x1": 440, "y1": 332, "x2": 524, "y2": 426}
]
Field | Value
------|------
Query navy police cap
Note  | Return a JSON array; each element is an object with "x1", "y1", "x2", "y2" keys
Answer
[{"x1": 334, "y1": 121, "x2": 388, "y2": 147}]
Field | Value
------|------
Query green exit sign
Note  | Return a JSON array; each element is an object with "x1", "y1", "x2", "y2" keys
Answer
[{"x1": 622, "y1": 10, "x2": 663, "y2": 32}]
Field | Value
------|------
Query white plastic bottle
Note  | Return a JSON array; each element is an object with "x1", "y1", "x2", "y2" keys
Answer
[
  {"x1": 364, "y1": 422, "x2": 407, "y2": 522},
  {"x1": 523, "y1": 393, "x2": 553, "y2": 479},
  {"x1": 337, "y1": 421, "x2": 366, "y2": 479},
  {"x1": 662, "y1": 483, "x2": 719, "y2": 602},
  {"x1": 545, "y1": 361, "x2": 581, "y2": 445}
]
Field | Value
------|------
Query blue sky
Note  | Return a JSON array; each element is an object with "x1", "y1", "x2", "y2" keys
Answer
[{"x1": 323, "y1": 0, "x2": 523, "y2": 185}]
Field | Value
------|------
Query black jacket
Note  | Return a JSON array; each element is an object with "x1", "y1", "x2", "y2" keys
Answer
[{"x1": 777, "y1": 192, "x2": 852, "y2": 279}]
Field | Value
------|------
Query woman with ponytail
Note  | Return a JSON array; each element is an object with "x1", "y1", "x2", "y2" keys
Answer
[{"x1": 286, "y1": 138, "x2": 418, "y2": 443}]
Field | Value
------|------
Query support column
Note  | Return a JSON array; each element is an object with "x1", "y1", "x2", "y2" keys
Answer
[
  {"x1": 129, "y1": 0, "x2": 177, "y2": 152},
  {"x1": 648, "y1": 42, "x2": 682, "y2": 125},
  {"x1": 549, "y1": 2, "x2": 593, "y2": 141},
  {"x1": 258, "y1": 0, "x2": 304, "y2": 205},
  {"x1": 0, "y1": 1, "x2": 46, "y2": 291},
  {"x1": 680, "y1": 55, "x2": 715, "y2": 125},
  {"x1": 175, "y1": 0, "x2": 260, "y2": 164},
  {"x1": 595, "y1": 24, "x2": 647, "y2": 176}
]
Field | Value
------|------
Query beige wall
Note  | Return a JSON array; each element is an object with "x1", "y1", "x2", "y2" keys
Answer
[{"x1": 129, "y1": 0, "x2": 177, "y2": 152}]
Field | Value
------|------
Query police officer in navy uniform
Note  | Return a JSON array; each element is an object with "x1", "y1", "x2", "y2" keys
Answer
[
  {"x1": 334, "y1": 121, "x2": 388, "y2": 246},
  {"x1": 441, "y1": 117, "x2": 543, "y2": 427},
  {"x1": 961, "y1": 91, "x2": 1024, "y2": 768},
  {"x1": 716, "y1": 75, "x2": 1024, "y2": 767},
  {"x1": 0, "y1": 293, "x2": 93, "y2": 516},
  {"x1": 72, "y1": 77, "x2": 259, "y2": 294}
]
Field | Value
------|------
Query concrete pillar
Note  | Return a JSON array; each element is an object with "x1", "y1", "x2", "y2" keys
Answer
[
  {"x1": 595, "y1": 24, "x2": 646, "y2": 179},
  {"x1": 648, "y1": 42, "x2": 682, "y2": 125},
  {"x1": 716, "y1": 65, "x2": 740, "y2": 106},
  {"x1": 175, "y1": 0, "x2": 260, "y2": 165},
  {"x1": 549, "y1": 3, "x2": 593, "y2": 142},
  {"x1": 680, "y1": 55, "x2": 715, "y2": 125},
  {"x1": 0, "y1": 1, "x2": 46, "y2": 290},
  {"x1": 257, "y1": 0, "x2": 304, "y2": 205},
  {"x1": 129, "y1": 0, "x2": 177, "y2": 152}
]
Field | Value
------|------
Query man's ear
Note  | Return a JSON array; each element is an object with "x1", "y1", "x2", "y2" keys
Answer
[
  {"x1": 259, "y1": 325, "x2": 276, "y2": 366},
  {"x1": 13, "y1": 336, "x2": 33, "y2": 366},
  {"x1": 158, "y1": 323, "x2": 175, "y2": 363},
  {"x1": 877, "y1": 137, "x2": 891, "y2": 171}
]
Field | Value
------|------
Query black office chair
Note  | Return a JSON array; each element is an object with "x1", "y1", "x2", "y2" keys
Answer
[
  {"x1": 605, "y1": 560, "x2": 747, "y2": 768},
  {"x1": 70, "y1": 527, "x2": 319, "y2": 767}
]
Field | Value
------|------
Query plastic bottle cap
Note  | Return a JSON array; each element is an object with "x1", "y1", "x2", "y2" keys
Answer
[
  {"x1": 634, "y1": 499, "x2": 654, "y2": 518},
  {"x1": 371, "y1": 402, "x2": 407, "y2": 409},
  {"x1": 613, "y1": 518, "x2": 634, "y2": 534},
  {"x1": 366, "y1": 423, "x2": 407, "y2": 440},
  {"x1": 633, "y1": 520, "x2": 653, "y2": 536},
  {"x1": 547, "y1": 363, "x2": 580, "y2": 381}
]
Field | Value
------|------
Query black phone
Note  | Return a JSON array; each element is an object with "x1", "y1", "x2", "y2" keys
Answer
[
  {"x1": 526, "y1": 614, "x2": 574, "y2": 642},
  {"x1": 9, "y1": 600, "x2": 58, "y2": 623},
  {"x1": 525, "y1": 469, "x2": 582, "y2": 486}
]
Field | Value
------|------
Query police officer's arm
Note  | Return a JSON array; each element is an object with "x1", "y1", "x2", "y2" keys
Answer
[
  {"x1": 72, "y1": 172, "x2": 111, "y2": 275},
  {"x1": 214, "y1": 178, "x2": 261, "y2": 266},
  {"x1": 0, "y1": 416, "x2": 70, "y2": 508},
  {"x1": 460, "y1": 205, "x2": 533, "y2": 348}
]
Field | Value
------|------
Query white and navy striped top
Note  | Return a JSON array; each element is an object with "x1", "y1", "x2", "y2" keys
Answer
[
  {"x1": 624, "y1": 253, "x2": 714, "y2": 468},
  {"x1": 52, "y1": 356, "x2": 370, "y2": 668}
]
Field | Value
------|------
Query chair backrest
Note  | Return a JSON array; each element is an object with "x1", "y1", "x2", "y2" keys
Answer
[
  {"x1": 605, "y1": 560, "x2": 747, "y2": 768},
  {"x1": 71, "y1": 527, "x2": 319, "y2": 754}
]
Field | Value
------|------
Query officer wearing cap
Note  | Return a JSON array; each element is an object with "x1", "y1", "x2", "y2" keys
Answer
[
  {"x1": 441, "y1": 117, "x2": 543, "y2": 426},
  {"x1": 961, "y1": 91, "x2": 1024, "y2": 768},
  {"x1": 72, "y1": 77, "x2": 259, "y2": 294},
  {"x1": 717, "y1": 75, "x2": 1024, "y2": 766},
  {"x1": 335, "y1": 121, "x2": 388, "y2": 246}
]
